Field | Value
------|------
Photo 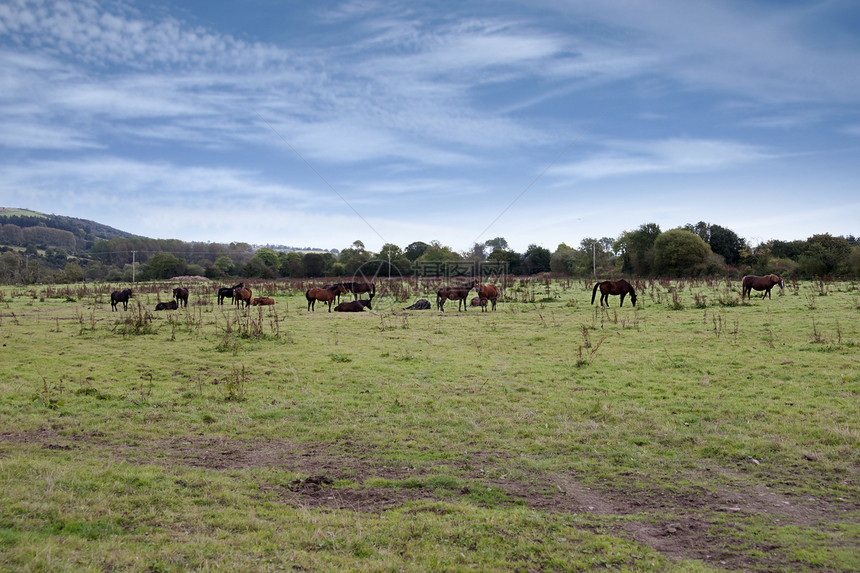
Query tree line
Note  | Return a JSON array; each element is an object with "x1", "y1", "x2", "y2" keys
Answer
[{"x1": 0, "y1": 220, "x2": 857, "y2": 285}]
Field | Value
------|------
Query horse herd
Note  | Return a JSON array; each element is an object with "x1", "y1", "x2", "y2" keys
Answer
[{"x1": 107, "y1": 274, "x2": 784, "y2": 314}]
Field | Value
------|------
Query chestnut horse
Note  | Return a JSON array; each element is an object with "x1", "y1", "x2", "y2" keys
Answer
[
  {"x1": 233, "y1": 287, "x2": 252, "y2": 308},
  {"x1": 250, "y1": 297, "x2": 275, "y2": 306},
  {"x1": 173, "y1": 287, "x2": 189, "y2": 308},
  {"x1": 474, "y1": 282, "x2": 500, "y2": 311},
  {"x1": 306, "y1": 284, "x2": 348, "y2": 312},
  {"x1": 741, "y1": 274, "x2": 784, "y2": 300},
  {"x1": 436, "y1": 280, "x2": 476, "y2": 312},
  {"x1": 591, "y1": 279, "x2": 637, "y2": 307}
]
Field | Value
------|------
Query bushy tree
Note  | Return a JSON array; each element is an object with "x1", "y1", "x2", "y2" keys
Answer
[
  {"x1": 797, "y1": 234, "x2": 852, "y2": 277},
  {"x1": 139, "y1": 252, "x2": 186, "y2": 280},
  {"x1": 550, "y1": 243, "x2": 577, "y2": 275},
  {"x1": 653, "y1": 229, "x2": 711, "y2": 276},
  {"x1": 615, "y1": 223, "x2": 661, "y2": 275},
  {"x1": 521, "y1": 244, "x2": 551, "y2": 275}
]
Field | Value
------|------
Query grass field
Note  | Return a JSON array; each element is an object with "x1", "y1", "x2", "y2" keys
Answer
[{"x1": 0, "y1": 277, "x2": 857, "y2": 572}]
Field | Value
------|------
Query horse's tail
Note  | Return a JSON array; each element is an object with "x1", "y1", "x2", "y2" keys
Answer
[{"x1": 591, "y1": 282, "x2": 601, "y2": 304}]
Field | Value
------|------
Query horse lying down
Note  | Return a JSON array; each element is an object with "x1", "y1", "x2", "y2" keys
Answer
[
  {"x1": 334, "y1": 298, "x2": 373, "y2": 312},
  {"x1": 403, "y1": 299, "x2": 431, "y2": 310},
  {"x1": 155, "y1": 300, "x2": 178, "y2": 311}
]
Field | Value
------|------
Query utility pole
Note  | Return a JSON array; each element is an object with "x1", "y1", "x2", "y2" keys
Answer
[
  {"x1": 593, "y1": 243, "x2": 596, "y2": 278},
  {"x1": 132, "y1": 251, "x2": 136, "y2": 282}
]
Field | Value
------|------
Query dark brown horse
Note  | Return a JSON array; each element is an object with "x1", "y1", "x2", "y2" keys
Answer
[
  {"x1": 155, "y1": 300, "x2": 178, "y2": 311},
  {"x1": 233, "y1": 287, "x2": 252, "y2": 308},
  {"x1": 110, "y1": 289, "x2": 133, "y2": 311},
  {"x1": 306, "y1": 284, "x2": 348, "y2": 312},
  {"x1": 741, "y1": 274, "x2": 784, "y2": 300},
  {"x1": 217, "y1": 282, "x2": 243, "y2": 305},
  {"x1": 470, "y1": 296, "x2": 488, "y2": 311},
  {"x1": 591, "y1": 279, "x2": 637, "y2": 307},
  {"x1": 334, "y1": 294, "x2": 374, "y2": 312},
  {"x1": 345, "y1": 281, "x2": 375, "y2": 300},
  {"x1": 250, "y1": 296, "x2": 275, "y2": 306},
  {"x1": 475, "y1": 282, "x2": 500, "y2": 311},
  {"x1": 436, "y1": 280, "x2": 476, "y2": 312},
  {"x1": 173, "y1": 287, "x2": 189, "y2": 308}
]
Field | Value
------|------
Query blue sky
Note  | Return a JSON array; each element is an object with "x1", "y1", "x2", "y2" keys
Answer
[{"x1": 1, "y1": 0, "x2": 858, "y2": 254}]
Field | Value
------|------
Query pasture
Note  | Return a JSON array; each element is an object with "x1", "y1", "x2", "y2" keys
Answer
[{"x1": 0, "y1": 278, "x2": 857, "y2": 572}]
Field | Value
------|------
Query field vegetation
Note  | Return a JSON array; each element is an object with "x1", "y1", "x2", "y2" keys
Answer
[{"x1": 0, "y1": 277, "x2": 858, "y2": 571}]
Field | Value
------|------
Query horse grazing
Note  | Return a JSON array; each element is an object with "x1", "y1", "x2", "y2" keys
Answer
[
  {"x1": 475, "y1": 282, "x2": 500, "y2": 311},
  {"x1": 403, "y1": 299, "x2": 431, "y2": 310},
  {"x1": 334, "y1": 295, "x2": 374, "y2": 312},
  {"x1": 110, "y1": 289, "x2": 133, "y2": 311},
  {"x1": 346, "y1": 281, "x2": 375, "y2": 300},
  {"x1": 233, "y1": 287, "x2": 252, "y2": 308},
  {"x1": 155, "y1": 300, "x2": 178, "y2": 311},
  {"x1": 217, "y1": 282, "x2": 243, "y2": 305},
  {"x1": 173, "y1": 287, "x2": 189, "y2": 308},
  {"x1": 741, "y1": 274, "x2": 784, "y2": 300},
  {"x1": 591, "y1": 279, "x2": 637, "y2": 307},
  {"x1": 436, "y1": 280, "x2": 476, "y2": 312},
  {"x1": 250, "y1": 297, "x2": 275, "y2": 306},
  {"x1": 306, "y1": 284, "x2": 348, "y2": 312}
]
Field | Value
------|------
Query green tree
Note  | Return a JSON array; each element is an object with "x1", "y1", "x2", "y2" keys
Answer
[
  {"x1": 404, "y1": 241, "x2": 429, "y2": 261},
  {"x1": 550, "y1": 243, "x2": 577, "y2": 275},
  {"x1": 139, "y1": 252, "x2": 186, "y2": 280},
  {"x1": 797, "y1": 234, "x2": 852, "y2": 277},
  {"x1": 282, "y1": 252, "x2": 304, "y2": 277},
  {"x1": 653, "y1": 229, "x2": 712, "y2": 276},
  {"x1": 213, "y1": 255, "x2": 234, "y2": 275},
  {"x1": 303, "y1": 253, "x2": 325, "y2": 277},
  {"x1": 521, "y1": 244, "x2": 551, "y2": 275},
  {"x1": 615, "y1": 223, "x2": 661, "y2": 275}
]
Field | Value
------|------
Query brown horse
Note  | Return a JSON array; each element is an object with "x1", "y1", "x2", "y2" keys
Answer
[
  {"x1": 470, "y1": 296, "x2": 488, "y2": 311},
  {"x1": 475, "y1": 282, "x2": 500, "y2": 311},
  {"x1": 334, "y1": 294, "x2": 374, "y2": 312},
  {"x1": 306, "y1": 284, "x2": 348, "y2": 312},
  {"x1": 233, "y1": 287, "x2": 252, "y2": 308},
  {"x1": 250, "y1": 297, "x2": 275, "y2": 306},
  {"x1": 346, "y1": 281, "x2": 375, "y2": 300},
  {"x1": 741, "y1": 274, "x2": 784, "y2": 300},
  {"x1": 591, "y1": 279, "x2": 637, "y2": 307},
  {"x1": 436, "y1": 280, "x2": 476, "y2": 312},
  {"x1": 173, "y1": 287, "x2": 189, "y2": 308}
]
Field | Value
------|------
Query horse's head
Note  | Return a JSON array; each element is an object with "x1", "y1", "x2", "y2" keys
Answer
[
  {"x1": 629, "y1": 289, "x2": 637, "y2": 306},
  {"x1": 770, "y1": 274, "x2": 784, "y2": 288}
]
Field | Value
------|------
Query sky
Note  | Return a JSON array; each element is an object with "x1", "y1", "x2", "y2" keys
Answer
[{"x1": 1, "y1": 0, "x2": 859, "y2": 254}]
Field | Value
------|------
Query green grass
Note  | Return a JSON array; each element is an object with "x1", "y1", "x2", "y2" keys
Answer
[{"x1": 0, "y1": 277, "x2": 857, "y2": 571}]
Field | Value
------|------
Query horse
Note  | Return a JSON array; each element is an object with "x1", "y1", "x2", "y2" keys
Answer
[
  {"x1": 470, "y1": 296, "x2": 488, "y2": 311},
  {"x1": 475, "y1": 282, "x2": 500, "y2": 311},
  {"x1": 217, "y1": 282, "x2": 243, "y2": 305},
  {"x1": 346, "y1": 281, "x2": 375, "y2": 301},
  {"x1": 436, "y1": 280, "x2": 476, "y2": 312},
  {"x1": 741, "y1": 274, "x2": 784, "y2": 300},
  {"x1": 233, "y1": 287, "x2": 252, "y2": 308},
  {"x1": 173, "y1": 287, "x2": 189, "y2": 308},
  {"x1": 323, "y1": 283, "x2": 348, "y2": 304},
  {"x1": 306, "y1": 284, "x2": 348, "y2": 312},
  {"x1": 591, "y1": 279, "x2": 637, "y2": 307},
  {"x1": 403, "y1": 299, "x2": 431, "y2": 310},
  {"x1": 250, "y1": 297, "x2": 275, "y2": 306},
  {"x1": 110, "y1": 289, "x2": 133, "y2": 311},
  {"x1": 155, "y1": 300, "x2": 178, "y2": 311},
  {"x1": 334, "y1": 295, "x2": 374, "y2": 312}
]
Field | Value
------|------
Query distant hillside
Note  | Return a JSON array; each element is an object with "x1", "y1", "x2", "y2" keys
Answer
[{"x1": 0, "y1": 207, "x2": 139, "y2": 249}]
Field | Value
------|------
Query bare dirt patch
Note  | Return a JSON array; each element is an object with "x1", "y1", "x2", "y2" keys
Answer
[{"x1": 2, "y1": 430, "x2": 856, "y2": 571}]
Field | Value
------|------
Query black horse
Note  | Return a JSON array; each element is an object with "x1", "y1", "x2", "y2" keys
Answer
[
  {"x1": 110, "y1": 289, "x2": 133, "y2": 311},
  {"x1": 334, "y1": 294, "x2": 374, "y2": 312},
  {"x1": 173, "y1": 287, "x2": 189, "y2": 308},
  {"x1": 217, "y1": 282, "x2": 243, "y2": 305},
  {"x1": 591, "y1": 279, "x2": 637, "y2": 307}
]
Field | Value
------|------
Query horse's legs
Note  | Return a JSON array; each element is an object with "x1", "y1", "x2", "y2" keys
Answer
[{"x1": 620, "y1": 294, "x2": 626, "y2": 307}]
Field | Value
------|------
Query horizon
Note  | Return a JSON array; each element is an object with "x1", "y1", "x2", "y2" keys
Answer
[{"x1": 1, "y1": 1, "x2": 859, "y2": 254}]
